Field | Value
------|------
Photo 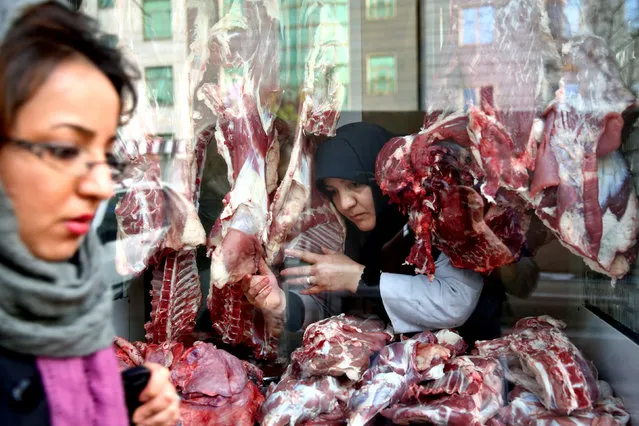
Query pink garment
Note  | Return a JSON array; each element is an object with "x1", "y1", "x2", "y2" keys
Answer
[{"x1": 37, "y1": 347, "x2": 128, "y2": 426}]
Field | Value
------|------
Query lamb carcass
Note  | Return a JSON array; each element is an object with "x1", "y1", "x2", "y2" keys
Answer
[{"x1": 202, "y1": 0, "x2": 284, "y2": 358}]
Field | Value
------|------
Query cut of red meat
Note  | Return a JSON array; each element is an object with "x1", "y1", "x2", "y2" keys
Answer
[
  {"x1": 143, "y1": 341, "x2": 185, "y2": 369},
  {"x1": 145, "y1": 250, "x2": 201, "y2": 344},
  {"x1": 285, "y1": 185, "x2": 346, "y2": 257},
  {"x1": 487, "y1": 385, "x2": 630, "y2": 426},
  {"x1": 113, "y1": 336, "x2": 144, "y2": 369},
  {"x1": 476, "y1": 316, "x2": 598, "y2": 415},
  {"x1": 376, "y1": 113, "x2": 531, "y2": 278},
  {"x1": 434, "y1": 329, "x2": 468, "y2": 357},
  {"x1": 202, "y1": 0, "x2": 285, "y2": 359},
  {"x1": 382, "y1": 356, "x2": 504, "y2": 426},
  {"x1": 171, "y1": 342, "x2": 248, "y2": 399},
  {"x1": 290, "y1": 315, "x2": 392, "y2": 381},
  {"x1": 179, "y1": 380, "x2": 264, "y2": 426},
  {"x1": 467, "y1": 107, "x2": 532, "y2": 201},
  {"x1": 207, "y1": 281, "x2": 277, "y2": 359},
  {"x1": 115, "y1": 136, "x2": 207, "y2": 276},
  {"x1": 264, "y1": 21, "x2": 346, "y2": 264},
  {"x1": 348, "y1": 333, "x2": 450, "y2": 426},
  {"x1": 513, "y1": 315, "x2": 566, "y2": 331},
  {"x1": 260, "y1": 374, "x2": 350, "y2": 426}
]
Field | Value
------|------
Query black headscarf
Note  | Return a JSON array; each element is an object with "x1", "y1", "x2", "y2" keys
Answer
[{"x1": 314, "y1": 122, "x2": 408, "y2": 270}]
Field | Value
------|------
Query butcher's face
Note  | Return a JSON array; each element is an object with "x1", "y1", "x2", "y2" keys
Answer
[
  {"x1": 0, "y1": 57, "x2": 119, "y2": 261},
  {"x1": 324, "y1": 177, "x2": 376, "y2": 232}
]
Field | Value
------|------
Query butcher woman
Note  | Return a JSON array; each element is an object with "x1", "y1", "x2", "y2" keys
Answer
[
  {"x1": 0, "y1": 1, "x2": 179, "y2": 425},
  {"x1": 282, "y1": 122, "x2": 539, "y2": 344}
]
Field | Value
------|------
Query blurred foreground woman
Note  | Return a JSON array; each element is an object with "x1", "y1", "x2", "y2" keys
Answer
[{"x1": 0, "y1": 1, "x2": 179, "y2": 425}]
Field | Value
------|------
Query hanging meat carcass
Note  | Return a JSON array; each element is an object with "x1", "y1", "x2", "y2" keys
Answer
[
  {"x1": 201, "y1": 0, "x2": 284, "y2": 359},
  {"x1": 204, "y1": 0, "x2": 346, "y2": 358},
  {"x1": 114, "y1": 136, "x2": 206, "y2": 276},
  {"x1": 527, "y1": 35, "x2": 638, "y2": 279}
]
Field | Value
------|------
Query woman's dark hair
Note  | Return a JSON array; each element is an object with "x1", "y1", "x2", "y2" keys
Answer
[{"x1": 0, "y1": 1, "x2": 139, "y2": 139}]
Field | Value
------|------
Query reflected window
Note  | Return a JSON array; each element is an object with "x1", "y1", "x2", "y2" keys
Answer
[
  {"x1": 367, "y1": 55, "x2": 397, "y2": 95},
  {"x1": 143, "y1": 0, "x2": 172, "y2": 40},
  {"x1": 626, "y1": 0, "x2": 639, "y2": 29},
  {"x1": 564, "y1": 83, "x2": 580, "y2": 102},
  {"x1": 562, "y1": 0, "x2": 581, "y2": 38},
  {"x1": 460, "y1": 6, "x2": 494, "y2": 45},
  {"x1": 463, "y1": 87, "x2": 478, "y2": 111},
  {"x1": 157, "y1": 133, "x2": 174, "y2": 142},
  {"x1": 366, "y1": 0, "x2": 395, "y2": 20},
  {"x1": 145, "y1": 66, "x2": 174, "y2": 106},
  {"x1": 98, "y1": 0, "x2": 114, "y2": 8}
]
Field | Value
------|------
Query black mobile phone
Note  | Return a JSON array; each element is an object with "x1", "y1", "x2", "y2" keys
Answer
[{"x1": 121, "y1": 366, "x2": 151, "y2": 424}]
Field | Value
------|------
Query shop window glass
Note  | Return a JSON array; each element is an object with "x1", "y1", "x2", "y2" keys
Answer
[
  {"x1": 367, "y1": 55, "x2": 396, "y2": 95},
  {"x1": 143, "y1": 0, "x2": 172, "y2": 40},
  {"x1": 461, "y1": 6, "x2": 494, "y2": 45},
  {"x1": 145, "y1": 66, "x2": 174, "y2": 106},
  {"x1": 366, "y1": 0, "x2": 395, "y2": 20}
]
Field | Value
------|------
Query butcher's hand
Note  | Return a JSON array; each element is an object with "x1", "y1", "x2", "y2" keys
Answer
[
  {"x1": 132, "y1": 362, "x2": 180, "y2": 426},
  {"x1": 242, "y1": 258, "x2": 286, "y2": 336},
  {"x1": 281, "y1": 248, "x2": 365, "y2": 295}
]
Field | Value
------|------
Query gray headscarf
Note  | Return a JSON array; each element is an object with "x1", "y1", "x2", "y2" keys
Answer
[{"x1": 0, "y1": 0, "x2": 115, "y2": 358}]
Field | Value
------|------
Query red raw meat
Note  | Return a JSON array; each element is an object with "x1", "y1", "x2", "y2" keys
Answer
[
  {"x1": 264, "y1": 16, "x2": 346, "y2": 264},
  {"x1": 348, "y1": 333, "x2": 451, "y2": 426},
  {"x1": 526, "y1": 35, "x2": 639, "y2": 279},
  {"x1": 207, "y1": 282, "x2": 277, "y2": 359},
  {"x1": 487, "y1": 385, "x2": 629, "y2": 426},
  {"x1": 376, "y1": 117, "x2": 531, "y2": 277},
  {"x1": 171, "y1": 342, "x2": 248, "y2": 399},
  {"x1": 467, "y1": 107, "x2": 533, "y2": 201},
  {"x1": 143, "y1": 341, "x2": 185, "y2": 369},
  {"x1": 290, "y1": 315, "x2": 392, "y2": 381},
  {"x1": 434, "y1": 329, "x2": 468, "y2": 357},
  {"x1": 260, "y1": 373, "x2": 350, "y2": 426},
  {"x1": 476, "y1": 316, "x2": 598, "y2": 414},
  {"x1": 203, "y1": 0, "x2": 284, "y2": 358},
  {"x1": 286, "y1": 186, "x2": 345, "y2": 256},
  {"x1": 113, "y1": 336, "x2": 144, "y2": 368},
  {"x1": 115, "y1": 137, "x2": 207, "y2": 276},
  {"x1": 145, "y1": 250, "x2": 201, "y2": 344},
  {"x1": 179, "y1": 377, "x2": 264, "y2": 426},
  {"x1": 144, "y1": 128, "x2": 211, "y2": 344},
  {"x1": 382, "y1": 356, "x2": 504, "y2": 425},
  {"x1": 113, "y1": 337, "x2": 265, "y2": 426}
]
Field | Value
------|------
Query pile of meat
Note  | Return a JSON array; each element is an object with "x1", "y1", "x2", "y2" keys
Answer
[
  {"x1": 258, "y1": 315, "x2": 629, "y2": 425},
  {"x1": 481, "y1": 316, "x2": 630, "y2": 425},
  {"x1": 114, "y1": 338, "x2": 264, "y2": 426}
]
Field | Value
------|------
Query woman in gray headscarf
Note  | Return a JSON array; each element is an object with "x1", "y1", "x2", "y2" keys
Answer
[{"x1": 0, "y1": 1, "x2": 179, "y2": 425}]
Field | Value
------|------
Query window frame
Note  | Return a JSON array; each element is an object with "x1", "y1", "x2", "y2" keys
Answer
[
  {"x1": 366, "y1": 54, "x2": 398, "y2": 96},
  {"x1": 142, "y1": 0, "x2": 173, "y2": 41},
  {"x1": 458, "y1": 5, "x2": 495, "y2": 46},
  {"x1": 365, "y1": 0, "x2": 397, "y2": 21},
  {"x1": 144, "y1": 66, "x2": 174, "y2": 107}
]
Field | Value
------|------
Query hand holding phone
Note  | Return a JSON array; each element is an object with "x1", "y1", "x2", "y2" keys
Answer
[{"x1": 121, "y1": 365, "x2": 151, "y2": 424}]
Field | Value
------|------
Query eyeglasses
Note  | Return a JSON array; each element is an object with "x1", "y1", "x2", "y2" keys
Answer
[{"x1": 4, "y1": 138, "x2": 130, "y2": 181}]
